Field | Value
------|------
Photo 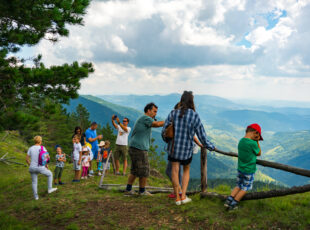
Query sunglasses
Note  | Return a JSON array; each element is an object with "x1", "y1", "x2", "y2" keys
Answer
[{"x1": 123, "y1": 120, "x2": 128, "y2": 122}]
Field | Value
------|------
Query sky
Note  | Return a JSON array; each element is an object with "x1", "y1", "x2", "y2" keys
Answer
[{"x1": 19, "y1": 0, "x2": 310, "y2": 102}]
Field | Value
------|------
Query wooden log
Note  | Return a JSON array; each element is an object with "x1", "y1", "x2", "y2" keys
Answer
[
  {"x1": 200, "y1": 147, "x2": 207, "y2": 193},
  {"x1": 214, "y1": 149, "x2": 310, "y2": 178},
  {"x1": 201, "y1": 184, "x2": 310, "y2": 200},
  {"x1": 99, "y1": 184, "x2": 173, "y2": 190}
]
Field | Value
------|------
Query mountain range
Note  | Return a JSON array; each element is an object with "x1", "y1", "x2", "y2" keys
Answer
[{"x1": 65, "y1": 94, "x2": 310, "y2": 186}]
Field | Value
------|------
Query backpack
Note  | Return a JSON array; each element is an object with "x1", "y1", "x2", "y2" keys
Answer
[{"x1": 38, "y1": 146, "x2": 50, "y2": 166}]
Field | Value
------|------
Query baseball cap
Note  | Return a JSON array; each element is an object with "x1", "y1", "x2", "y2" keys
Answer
[
  {"x1": 99, "y1": 141, "x2": 105, "y2": 147},
  {"x1": 247, "y1": 123, "x2": 263, "y2": 140}
]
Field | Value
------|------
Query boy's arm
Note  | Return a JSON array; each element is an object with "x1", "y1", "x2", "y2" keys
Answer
[
  {"x1": 97, "y1": 151, "x2": 100, "y2": 162},
  {"x1": 78, "y1": 151, "x2": 82, "y2": 165},
  {"x1": 257, "y1": 141, "x2": 262, "y2": 156}
]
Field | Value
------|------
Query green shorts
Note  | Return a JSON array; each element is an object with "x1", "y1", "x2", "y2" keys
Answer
[
  {"x1": 54, "y1": 166, "x2": 64, "y2": 179},
  {"x1": 114, "y1": 145, "x2": 128, "y2": 161},
  {"x1": 129, "y1": 147, "x2": 149, "y2": 178}
]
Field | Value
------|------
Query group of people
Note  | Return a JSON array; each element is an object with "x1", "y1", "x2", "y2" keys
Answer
[{"x1": 26, "y1": 91, "x2": 263, "y2": 210}]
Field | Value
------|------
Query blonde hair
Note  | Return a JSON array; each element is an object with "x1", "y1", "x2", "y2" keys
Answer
[{"x1": 34, "y1": 136, "x2": 42, "y2": 144}]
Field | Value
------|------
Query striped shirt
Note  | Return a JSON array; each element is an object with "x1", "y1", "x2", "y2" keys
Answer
[{"x1": 161, "y1": 109, "x2": 215, "y2": 160}]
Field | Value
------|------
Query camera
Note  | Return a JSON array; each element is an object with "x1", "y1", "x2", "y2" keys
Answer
[{"x1": 113, "y1": 115, "x2": 118, "y2": 120}]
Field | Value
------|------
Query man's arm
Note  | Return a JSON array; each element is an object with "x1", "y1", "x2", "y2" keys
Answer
[
  {"x1": 111, "y1": 115, "x2": 118, "y2": 129},
  {"x1": 151, "y1": 121, "x2": 165, "y2": 127},
  {"x1": 88, "y1": 135, "x2": 102, "y2": 142},
  {"x1": 115, "y1": 117, "x2": 128, "y2": 132}
]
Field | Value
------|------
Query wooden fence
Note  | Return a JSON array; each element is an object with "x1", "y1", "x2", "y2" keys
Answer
[{"x1": 200, "y1": 147, "x2": 310, "y2": 200}]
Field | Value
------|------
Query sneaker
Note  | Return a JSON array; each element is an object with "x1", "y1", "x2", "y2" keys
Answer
[
  {"x1": 58, "y1": 181, "x2": 65, "y2": 185},
  {"x1": 139, "y1": 191, "x2": 153, "y2": 196},
  {"x1": 224, "y1": 199, "x2": 232, "y2": 207},
  {"x1": 72, "y1": 180, "x2": 80, "y2": 182},
  {"x1": 89, "y1": 170, "x2": 94, "y2": 175},
  {"x1": 124, "y1": 190, "x2": 137, "y2": 196},
  {"x1": 35, "y1": 197, "x2": 39, "y2": 200},
  {"x1": 88, "y1": 174, "x2": 94, "y2": 177},
  {"x1": 98, "y1": 172, "x2": 102, "y2": 176},
  {"x1": 48, "y1": 188, "x2": 58, "y2": 194},
  {"x1": 176, "y1": 199, "x2": 182, "y2": 205},
  {"x1": 227, "y1": 203, "x2": 239, "y2": 211},
  {"x1": 81, "y1": 177, "x2": 84, "y2": 179},
  {"x1": 181, "y1": 196, "x2": 192, "y2": 204},
  {"x1": 168, "y1": 193, "x2": 176, "y2": 199}
]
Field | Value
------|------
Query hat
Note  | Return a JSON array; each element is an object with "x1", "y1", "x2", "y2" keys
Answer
[
  {"x1": 82, "y1": 147, "x2": 89, "y2": 152},
  {"x1": 99, "y1": 141, "x2": 105, "y2": 147},
  {"x1": 247, "y1": 123, "x2": 263, "y2": 140}
]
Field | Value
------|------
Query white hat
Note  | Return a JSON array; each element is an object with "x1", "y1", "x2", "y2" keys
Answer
[{"x1": 99, "y1": 141, "x2": 105, "y2": 147}]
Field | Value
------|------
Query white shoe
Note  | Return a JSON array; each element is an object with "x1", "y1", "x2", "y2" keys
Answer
[
  {"x1": 181, "y1": 196, "x2": 192, "y2": 204},
  {"x1": 81, "y1": 177, "x2": 85, "y2": 179},
  {"x1": 176, "y1": 200, "x2": 182, "y2": 205},
  {"x1": 88, "y1": 174, "x2": 94, "y2": 177},
  {"x1": 35, "y1": 197, "x2": 39, "y2": 200},
  {"x1": 98, "y1": 172, "x2": 102, "y2": 176},
  {"x1": 89, "y1": 170, "x2": 94, "y2": 174},
  {"x1": 48, "y1": 188, "x2": 58, "y2": 194}
]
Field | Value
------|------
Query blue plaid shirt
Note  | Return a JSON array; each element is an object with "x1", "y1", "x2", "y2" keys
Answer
[{"x1": 162, "y1": 109, "x2": 215, "y2": 160}]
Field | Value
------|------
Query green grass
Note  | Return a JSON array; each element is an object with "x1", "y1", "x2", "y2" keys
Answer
[{"x1": 1, "y1": 131, "x2": 310, "y2": 229}]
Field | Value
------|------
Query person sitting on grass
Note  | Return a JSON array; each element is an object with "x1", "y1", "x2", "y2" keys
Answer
[
  {"x1": 224, "y1": 123, "x2": 263, "y2": 210},
  {"x1": 81, "y1": 147, "x2": 91, "y2": 179},
  {"x1": 101, "y1": 140, "x2": 112, "y2": 175},
  {"x1": 72, "y1": 135, "x2": 82, "y2": 182},
  {"x1": 54, "y1": 145, "x2": 66, "y2": 185},
  {"x1": 26, "y1": 136, "x2": 57, "y2": 200}
]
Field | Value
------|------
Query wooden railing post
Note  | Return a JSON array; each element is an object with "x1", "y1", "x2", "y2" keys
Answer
[{"x1": 200, "y1": 147, "x2": 207, "y2": 193}]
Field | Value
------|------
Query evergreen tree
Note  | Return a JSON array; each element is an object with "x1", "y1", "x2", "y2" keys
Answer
[
  {"x1": 0, "y1": 0, "x2": 94, "y2": 131},
  {"x1": 70, "y1": 104, "x2": 91, "y2": 132}
]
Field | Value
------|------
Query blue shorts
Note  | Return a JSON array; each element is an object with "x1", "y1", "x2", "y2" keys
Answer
[
  {"x1": 237, "y1": 170, "x2": 254, "y2": 191},
  {"x1": 92, "y1": 148, "x2": 98, "y2": 160}
]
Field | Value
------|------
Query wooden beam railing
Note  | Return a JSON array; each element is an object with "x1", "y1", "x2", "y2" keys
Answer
[{"x1": 200, "y1": 148, "x2": 310, "y2": 200}]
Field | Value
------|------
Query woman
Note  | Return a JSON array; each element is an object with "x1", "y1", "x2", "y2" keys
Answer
[
  {"x1": 162, "y1": 91, "x2": 216, "y2": 205},
  {"x1": 73, "y1": 126, "x2": 86, "y2": 146},
  {"x1": 26, "y1": 136, "x2": 57, "y2": 200}
]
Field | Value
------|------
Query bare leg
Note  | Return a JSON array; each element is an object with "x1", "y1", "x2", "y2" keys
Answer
[
  {"x1": 123, "y1": 160, "x2": 127, "y2": 175},
  {"x1": 234, "y1": 190, "x2": 247, "y2": 201},
  {"x1": 181, "y1": 164, "x2": 190, "y2": 199},
  {"x1": 139, "y1": 177, "x2": 147, "y2": 188},
  {"x1": 116, "y1": 160, "x2": 120, "y2": 173},
  {"x1": 230, "y1": 187, "x2": 241, "y2": 198},
  {"x1": 127, "y1": 174, "x2": 136, "y2": 185},
  {"x1": 171, "y1": 162, "x2": 181, "y2": 200}
]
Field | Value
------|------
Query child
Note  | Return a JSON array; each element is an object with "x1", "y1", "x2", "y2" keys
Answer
[
  {"x1": 72, "y1": 135, "x2": 82, "y2": 182},
  {"x1": 101, "y1": 140, "x2": 112, "y2": 175},
  {"x1": 97, "y1": 141, "x2": 105, "y2": 175},
  {"x1": 224, "y1": 123, "x2": 263, "y2": 210},
  {"x1": 81, "y1": 147, "x2": 91, "y2": 179},
  {"x1": 54, "y1": 145, "x2": 66, "y2": 185}
]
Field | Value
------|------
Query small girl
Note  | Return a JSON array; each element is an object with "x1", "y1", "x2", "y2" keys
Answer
[
  {"x1": 81, "y1": 147, "x2": 91, "y2": 179},
  {"x1": 101, "y1": 140, "x2": 112, "y2": 175},
  {"x1": 54, "y1": 145, "x2": 66, "y2": 185},
  {"x1": 97, "y1": 141, "x2": 105, "y2": 175}
]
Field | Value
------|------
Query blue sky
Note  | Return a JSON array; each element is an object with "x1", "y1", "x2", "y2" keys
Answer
[{"x1": 18, "y1": 0, "x2": 310, "y2": 102}]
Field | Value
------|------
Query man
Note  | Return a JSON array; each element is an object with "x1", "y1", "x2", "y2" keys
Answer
[
  {"x1": 124, "y1": 102, "x2": 164, "y2": 196},
  {"x1": 111, "y1": 115, "x2": 131, "y2": 175},
  {"x1": 85, "y1": 122, "x2": 103, "y2": 175}
]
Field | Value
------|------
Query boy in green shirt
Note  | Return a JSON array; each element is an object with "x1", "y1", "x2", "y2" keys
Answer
[{"x1": 225, "y1": 123, "x2": 263, "y2": 210}]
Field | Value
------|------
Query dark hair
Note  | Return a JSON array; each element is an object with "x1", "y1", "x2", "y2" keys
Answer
[
  {"x1": 179, "y1": 91, "x2": 195, "y2": 118},
  {"x1": 74, "y1": 126, "x2": 82, "y2": 134},
  {"x1": 246, "y1": 127, "x2": 257, "y2": 133},
  {"x1": 144, "y1": 102, "x2": 158, "y2": 113},
  {"x1": 91, "y1": 121, "x2": 97, "y2": 126},
  {"x1": 124, "y1": 117, "x2": 130, "y2": 123},
  {"x1": 174, "y1": 102, "x2": 180, "y2": 110}
]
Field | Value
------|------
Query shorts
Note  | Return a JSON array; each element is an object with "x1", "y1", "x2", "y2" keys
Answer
[
  {"x1": 102, "y1": 162, "x2": 110, "y2": 170},
  {"x1": 168, "y1": 155, "x2": 192, "y2": 166},
  {"x1": 129, "y1": 147, "x2": 149, "y2": 178},
  {"x1": 237, "y1": 170, "x2": 255, "y2": 191},
  {"x1": 91, "y1": 149, "x2": 97, "y2": 160},
  {"x1": 73, "y1": 160, "x2": 81, "y2": 171},
  {"x1": 114, "y1": 145, "x2": 128, "y2": 161},
  {"x1": 54, "y1": 166, "x2": 64, "y2": 179}
]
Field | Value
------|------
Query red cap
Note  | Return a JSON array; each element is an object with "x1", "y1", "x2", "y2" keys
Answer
[{"x1": 247, "y1": 123, "x2": 263, "y2": 140}]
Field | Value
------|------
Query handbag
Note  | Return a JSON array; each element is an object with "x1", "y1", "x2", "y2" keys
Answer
[{"x1": 164, "y1": 111, "x2": 175, "y2": 139}]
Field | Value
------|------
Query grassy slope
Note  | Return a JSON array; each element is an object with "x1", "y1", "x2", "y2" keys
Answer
[{"x1": 1, "y1": 131, "x2": 310, "y2": 230}]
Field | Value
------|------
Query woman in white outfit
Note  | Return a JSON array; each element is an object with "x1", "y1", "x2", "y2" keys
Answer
[{"x1": 26, "y1": 136, "x2": 57, "y2": 200}]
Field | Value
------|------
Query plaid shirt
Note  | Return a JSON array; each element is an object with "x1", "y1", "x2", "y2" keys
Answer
[{"x1": 162, "y1": 109, "x2": 215, "y2": 160}]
